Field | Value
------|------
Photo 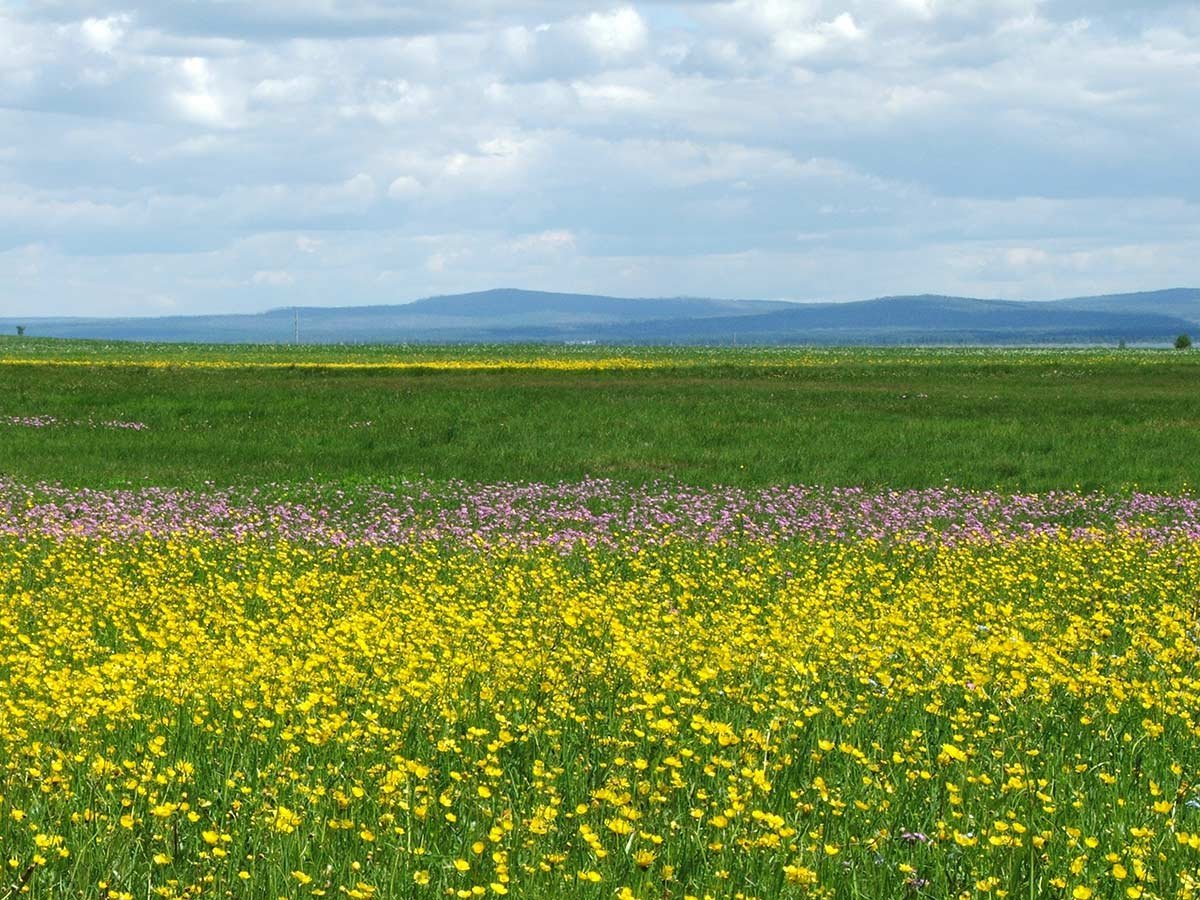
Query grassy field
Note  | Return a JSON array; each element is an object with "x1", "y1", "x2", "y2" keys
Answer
[
  {"x1": 1, "y1": 338, "x2": 1199, "y2": 490},
  {"x1": 3, "y1": 340, "x2": 1200, "y2": 900}
]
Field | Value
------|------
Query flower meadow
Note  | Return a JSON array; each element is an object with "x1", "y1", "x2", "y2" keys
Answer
[{"x1": 2, "y1": 480, "x2": 1200, "y2": 899}]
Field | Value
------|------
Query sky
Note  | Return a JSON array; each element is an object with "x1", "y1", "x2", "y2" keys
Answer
[{"x1": 1, "y1": 0, "x2": 1198, "y2": 317}]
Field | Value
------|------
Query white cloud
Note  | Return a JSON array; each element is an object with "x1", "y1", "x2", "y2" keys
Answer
[
  {"x1": 1002, "y1": 243, "x2": 1162, "y2": 274},
  {"x1": 78, "y1": 15, "x2": 128, "y2": 53},
  {"x1": 571, "y1": 80, "x2": 655, "y2": 110},
  {"x1": 435, "y1": 135, "x2": 547, "y2": 192},
  {"x1": 251, "y1": 268, "x2": 295, "y2": 285},
  {"x1": 426, "y1": 249, "x2": 469, "y2": 273},
  {"x1": 577, "y1": 7, "x2": 649, "y2": 60},
  {"x1": 251, "y1": 76, "x2": 320, "y2": 104},
  {"x1": 340, "y1": 79, "x2": 434, "y2": 124},
  {"x1": 1005, "y1": 246, "x2": 1051, "y2": 267},
  {"x1": 0, "y1": 0, "x2": 1195, "y2": 315},
  {"x1": 171, "y1": 57, "x2": 240, "y2": 127},
  {"x1": 387, "y1": 175, "x2": 423, "y2": 199},
  {"x1": 771, "y1": 12, "x2": 864, "y2": 60},
  {"x1": 509, "y1": 229, "x2": 577, "y2": 253}
]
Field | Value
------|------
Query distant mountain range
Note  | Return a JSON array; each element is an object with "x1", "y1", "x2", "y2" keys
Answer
[{"x1": 3, "y1": 287, "x2": 1199, "y2": 345}]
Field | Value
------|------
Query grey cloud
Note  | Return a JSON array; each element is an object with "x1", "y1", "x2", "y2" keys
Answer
[
  {"x1": 17, "y1": 1, "x2": 672, "y2": 39},
  {"x1": 20, "y1": 1, "x2": 496, "y2": 38},
  {"x1": 1038, "y1": 0, "x2": 1195, "y2": 27}
]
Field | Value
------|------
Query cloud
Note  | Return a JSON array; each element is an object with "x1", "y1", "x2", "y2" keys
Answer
[
  {"x1": 387, "y1": 175, "x2": 423, "y2": 199},
  {"x1": 251, "y1": 268, "x2": 295, "y2": 286},
  {"x1": 251, "y1": 76, "x2": 320, "y2": 105},
  {"x1": 577, "y1": 7, "x2": 650, "y2": 60},
  {"x1": 18, "y1": 1, "x2": 512, "y2": 40},
  {"x1": 0, "y1": 0, "x2": 1196, "y2": 316},
  {"x1": 171, "y1": 57, "x2": 234, "y2": 127},
  {"x1": 509, "y1": 228, "x2": 577, "y2": 253},
  {"x1": 78, "y1": 15, "x2": 129, "y2": 53}
]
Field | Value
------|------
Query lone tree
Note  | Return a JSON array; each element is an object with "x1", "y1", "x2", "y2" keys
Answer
[
  {"x1": 15, "y1": 325, "x2": 24, "y2": 336},
  {"x1": 1175, "y1": 333, "x2": 1192, "y2": 350}
]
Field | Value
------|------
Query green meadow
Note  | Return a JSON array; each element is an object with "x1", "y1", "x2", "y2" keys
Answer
[{"x1": 1, "y1": 338, "x2": 1198, "y2": 490}]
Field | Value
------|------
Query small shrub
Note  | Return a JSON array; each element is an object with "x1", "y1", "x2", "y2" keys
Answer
[{"x1": 1175, "y1": 334, "x2": 1192, "y2": 350}]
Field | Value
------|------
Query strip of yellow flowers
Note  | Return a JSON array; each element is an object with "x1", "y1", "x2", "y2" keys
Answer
[
  {"x1": 0, "y1": 356, "x2": 662, "y2": 372},
  {"x1": 0, "y1": 347, "x2": 1175, "y2": 372},
  {"x1": 0, "y1": 535, "x2": 1198, "y2": 899}
]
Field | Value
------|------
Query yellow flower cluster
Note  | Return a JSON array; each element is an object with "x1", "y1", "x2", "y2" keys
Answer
[{"x1": 1, "y1": 535, "x2": 1199, "y2": 898}]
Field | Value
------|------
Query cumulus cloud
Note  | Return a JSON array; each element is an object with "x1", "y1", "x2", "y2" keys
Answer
[
  {"x1": 78, "y1": 15, "x2": 129, "y2": 53},
  {"x1": 0, "y1": 0, "x2": 1196, "y2": 316},
  {"x1": 577, "y1": 7, "x2": 650, "y2": 60}
]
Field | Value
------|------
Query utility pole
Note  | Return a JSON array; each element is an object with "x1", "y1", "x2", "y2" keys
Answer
[{"x1": 293, "y1": 307, "x2": 300, "y2": 344}]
